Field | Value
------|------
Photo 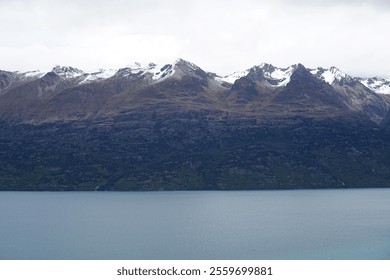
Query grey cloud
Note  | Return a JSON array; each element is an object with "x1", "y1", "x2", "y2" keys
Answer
[{"x1": 1, "y1": 0, "x2": 390, "y2": 78}]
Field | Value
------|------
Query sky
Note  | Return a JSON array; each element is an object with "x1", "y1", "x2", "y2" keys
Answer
[{"x1": 1, "y1": 0, "x2": 389, "y2": 77}]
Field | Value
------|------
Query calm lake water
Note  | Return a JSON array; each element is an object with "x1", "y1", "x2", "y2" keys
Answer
[{"x1": 0, "y1": 189, "x2": 389, "y2": 260}]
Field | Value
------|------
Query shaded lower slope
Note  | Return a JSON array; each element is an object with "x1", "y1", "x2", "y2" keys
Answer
[{"x1": 1, "y1": 112, "x2": 389, "y2": 191}]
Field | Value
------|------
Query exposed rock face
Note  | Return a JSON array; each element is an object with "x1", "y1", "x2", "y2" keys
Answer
[{"x1": 0, "y1": 60, "x2": 390, "y2": 190}]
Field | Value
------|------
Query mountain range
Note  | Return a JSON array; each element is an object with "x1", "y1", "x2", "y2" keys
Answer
[{"x1": 1, "y1": 59, "x2": 390, "y2": 190}]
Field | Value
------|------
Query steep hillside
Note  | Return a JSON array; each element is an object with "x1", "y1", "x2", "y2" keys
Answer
[{"x1": 1, "y1": 59, "x2": 390, "y2": 190}]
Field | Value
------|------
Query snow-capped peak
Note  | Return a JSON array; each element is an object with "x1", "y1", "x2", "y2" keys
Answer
[
  {"x1": 172, "y1": 58, "x2": 199, "y2": 71},
  {"x1": 52, "y1": 66, "x2": 85, "y2": 79},
  {"x1": 85, "y1": 58, "x2": 201, "y2": 82},
  {"x1": 260, "y1": 64, "x2": 295, "y2": 87},
  {"x1": 155, "y1": 58, "x2": 207, "y2": 80},
  {"x1": 119, "y1": 61, "x2": 175, "y2": 81},
  {"x1": 310, "y1": 66, "x2": 351, "y2": 85},
  {"x1": 50, "y1": 66, "x2": 118, "y2": 83},
  {"x1": 358, "y1": 77, "x2": 390, "y2": 95},
  {"x1": 215, "y1": 63, "x2": 294, "y2": 86}
]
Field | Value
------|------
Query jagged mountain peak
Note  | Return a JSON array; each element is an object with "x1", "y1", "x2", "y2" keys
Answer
[
  {"x1": 49, "y1": 65, "x2": 120, "y2": 84},
  {"x1": 263, "y1": 64, "x2": 296, "y2": 87},
  {"x1": 115, "y1": 58, "x2": 206, "y2": 82},
  {"x1": 310, "y1": 66, "x2": 353, "y2": 85},
  {"x1": 286, "y1": 64, "x2": 326, "y2": 88},
  {"x1": 248, "y1": 63, "x2": 297, "y2": 87},
  {"x1": 258, "y1": 62, "x2": 273, "y2": 68},
  {"x1": 218, "y1": 63, "x2": 296, "y2": 87},
  {"x1": 173, "y1": 58, "x2": 198, "y2": 68},
  {"x1": 52, "y1": 65, "x2": 85, "y2": 79},
  {"x1": 167, "y1": 59, "x2": 208, "y2": 80},
  {"x1": 102, "y1": 58, "x2": 214, "y2": 84},
  {"x1": 116, "y1": 61, "x2": 170, "y2": 81},
  {"x1": 220, "y1": 63, "x2": 359, "y2": 88},
  {"x1": 52, "y1": 65, "x2": 84, "y2": 73},
  {"x1": 222, "y1": 63, "x2": 309, "y2": 88},
  {"x1": 171, "y1": 58, "x2": 204, "y2": 74},
  {"x1": 290, "y1": 63, "x2": 310, "y2": 75}
]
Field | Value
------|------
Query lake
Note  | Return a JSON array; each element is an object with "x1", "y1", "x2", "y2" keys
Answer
[{"x1": 0, "y1": 189, "x2": 389, "y2": 260}]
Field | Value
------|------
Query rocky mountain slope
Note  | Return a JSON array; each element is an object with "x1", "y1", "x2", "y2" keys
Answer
[{"x1": 1, "y1": 59, "x2": 390, "y2": 190}]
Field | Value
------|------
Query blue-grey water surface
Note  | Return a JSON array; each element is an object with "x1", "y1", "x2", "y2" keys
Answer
[{"x1": 0, "y1": 189, "x2": 389, "y2": 260}]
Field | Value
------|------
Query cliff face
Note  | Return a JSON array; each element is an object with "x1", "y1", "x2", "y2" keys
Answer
[{"x1": 1, "y1": 60, "x2": 390, "y2": 190}]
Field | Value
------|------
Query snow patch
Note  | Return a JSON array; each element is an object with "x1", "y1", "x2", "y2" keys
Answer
[
  {"x1": 80, "y1": 69, "x2": 117, "y2": 84},
  {"x1": 312, "y1": 66, "x2": 348, "y2": 85},
  {"x1": 262, "y1": 65, "x2": 294, "y2": 87},
  {"x1": 22, "y1": 70, "x2": 45, "y2": 78},
  {"x1": 149, "y1": 63, "x2": 175, "y2": 80},
  {"x1": 216, "y1": 70, "x2": 249, "y2": 84},
  {"x1": 309, "y1": 68, "x2": 319, "y2": 76},
  {"x1": 359, "y1": 78, "x2": 390, "y2": 95},
  {"x1": 120, "y1": 62, "x2": 175, "y2": 81},
  {"x1": 94, "y1": 69, "x2": 117, "y2": 79},
  {"x1": 215, "y1": 64, "x2": 294, "y2": 87}
]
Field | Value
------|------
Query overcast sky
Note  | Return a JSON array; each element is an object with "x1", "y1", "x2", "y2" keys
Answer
[{"x1": 1, "y1": 0, "x2": 389, "y2": 77}]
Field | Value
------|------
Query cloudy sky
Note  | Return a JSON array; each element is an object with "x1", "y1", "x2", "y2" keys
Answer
[{"x1": 1, "y1": 0, "x2": 389, "y2": 77}]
